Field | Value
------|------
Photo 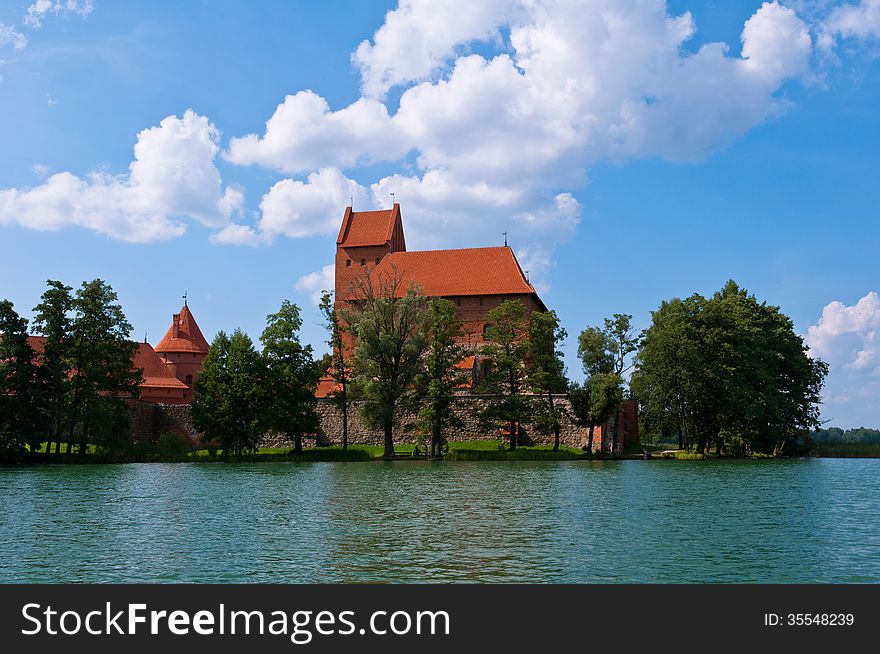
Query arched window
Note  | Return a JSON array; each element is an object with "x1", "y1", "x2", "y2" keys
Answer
[
  {"x1": 360, "y1": 258, "x2": 366, "y2": 266},
  {"x1": 346, "y1": 259, "x2": 352, "y2": 267},
  {"x1": 186, "y1": 374, "x2": 193, "y2": 385}
]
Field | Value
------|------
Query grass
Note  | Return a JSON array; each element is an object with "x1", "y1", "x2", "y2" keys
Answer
[{"x1": 808, "y1": 442, "x2": 880, "y2": 458}]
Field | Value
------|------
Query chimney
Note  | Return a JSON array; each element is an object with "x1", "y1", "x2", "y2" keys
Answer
[{"x1": 172, "y1": 314, "x2": 180, "y2": 338}]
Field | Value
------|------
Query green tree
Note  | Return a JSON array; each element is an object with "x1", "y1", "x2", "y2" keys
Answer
[
  {"x1": 630, "y1": 296, "x2": 706, "y2": 450},
  {"x1": 319, "y1": 290, "x2": 352, "y2": 450},
  {"x1": 31, "y1": 280, "x2": 74, "y2": 456},
  {"x1": 527, "y1": 310, "x2": 569, "y2": 450},
  {"x1": 261, "y1": 300, "x2": 321, "y2": 454},
  {"x1": 192, "y1": 329, "x2": 265, "y2": 456},
  {"x1": 479, "y1": 299, "x2": 532, "y2": 450},
  {"x1": 576, "y1": 314, "x2": 637, "y2": 453},
  {"x1": 569, "y1": 372, "x2": 622, "y2": 454},
  {"x1": 343, "y1": 271, "x2": 429, "y2": 457},
  {"x1": 0, "y1": 300, "x2": 37, "y2": 456},
  {"x1": 417, "y1": 298, "x2": 467, "y2": 457},
  {"x1": 66, "y1": 280, "x2": 141, "y2": 454},
  {"x1": 633, "y1": 281, "x2": 828, "y2": 455}
]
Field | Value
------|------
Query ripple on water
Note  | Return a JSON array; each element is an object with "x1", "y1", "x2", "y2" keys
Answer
[{"x1": 1, "y1": 458, "x2": 878, "y2": 583}]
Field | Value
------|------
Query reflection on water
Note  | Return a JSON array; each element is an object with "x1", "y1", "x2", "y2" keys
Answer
[{"x1": 1, "y1": 458, "x2": 878, "y2": 583}]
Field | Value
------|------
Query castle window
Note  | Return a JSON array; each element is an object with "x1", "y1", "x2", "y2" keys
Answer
[
  {"x1": 360, "y1": 258, "x2": 366, "y2": 266},
  {"x1": 375, "y1": 257, "x2": 381, "y2": 265},
  {"x1": 186, "y1": 375, "x2": 193, "y2": 385},
  {"x1": 479, "y1": 297, "x2": 484, "y2": 306},
  {"x1": 346, "y1": 259, "x2": 352, "y2": 267},
  {"x1": 456, "y1": 298, "x2": 461, "y2": 307}
]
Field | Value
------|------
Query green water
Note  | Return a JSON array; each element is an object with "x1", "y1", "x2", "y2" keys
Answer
[{"x1": 1, "y1": 458, "x2": 878, "y2": 583}]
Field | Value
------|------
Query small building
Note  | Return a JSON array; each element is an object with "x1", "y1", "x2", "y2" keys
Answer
[{"x1": 155, "y1": 304, "x2": 210, "y2": 391}]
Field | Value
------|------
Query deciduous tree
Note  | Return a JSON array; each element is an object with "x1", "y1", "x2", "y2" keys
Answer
[
  {"x1": 479, "y1": 299, "x2": 532, "y2": 450},
  {"x1": 261, "y1": 300, "x2": 321, "y2": 454},
  {"x1": 527, "y1": 310, "x2": 568, "y2": 451}
]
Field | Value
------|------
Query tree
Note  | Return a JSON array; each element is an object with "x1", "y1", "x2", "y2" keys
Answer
[
  {"x1": 569, "y1": 373, "x2": 622, "y2": 454},
  {"x1": 633, "y1": 281, "x2": 828, "y2": 455},
  {"x1": 527, "y1": 310, "x2": 568, "y2": 450},
  {"x1": 193, "y1": 329, "x2": 265, "y2": 456},
  {"x1": 31, "y1": 280, "x2": 74, "y2": 455},
  {"x1": 630, "y1": 296, "x2": 706, "y2": 450},
  {"x1": 261, "y1": 300, "x2": 321, "y2": 454},
  {"x1": 66, "y1": 280, "x2": 141, "y2": 454},
  {"x1": 576, "y1": 314, "x2": 637, "y2": 453},
  {"x1": 0, "y1": 300, "x2": 37, "y2": 456},
  {"x1": 343, "y1": 270, "x2": 428, "y2": 457},
  {"x1": 319, "y1": 290, "x2": 352, "y2": 450},
  {"x1": 479, "y1": 299, "x2": 532, "y2": 450},
  {"x1": 417, "y1": 298, "x2": 467, "y2": 457}
]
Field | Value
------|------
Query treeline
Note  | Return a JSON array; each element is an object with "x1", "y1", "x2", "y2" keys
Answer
[
  {"x1": 3, "y1": 275, "x2": 833, "y2": 460},
  {"x1": 811, "y1": 427, "x2": 880, "y2": 444},
  {"x1": 0, "y1": 280, "x2": 141, "y2": 459}
]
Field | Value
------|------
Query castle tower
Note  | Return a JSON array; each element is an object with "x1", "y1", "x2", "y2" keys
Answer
[
  {"x1": 334, "y1": 203, "x2": 406, "y2": 301},
  {"x1": 155, "y1": 303, "x2": 210, "y2": 389}
]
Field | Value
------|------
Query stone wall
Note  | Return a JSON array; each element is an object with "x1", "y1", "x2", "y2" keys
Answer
[
  {"x1": 126, "y1": 399, "x2": 199, "y2": 445},
  {"x1": 264, "y1": 395, "x2": 593, "y2": 450},
  {"x1": 128, "y1": 396, "x2": 637, "y2": 454}
]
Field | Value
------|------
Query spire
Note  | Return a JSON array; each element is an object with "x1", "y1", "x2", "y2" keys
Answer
[{"x1": 155, "y1": 304, "x2": 210, "y2": 354}]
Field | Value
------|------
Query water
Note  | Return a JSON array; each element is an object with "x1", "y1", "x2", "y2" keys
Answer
[{"x1": 1, "y1": 458, "x2": 878, "y2": 583}]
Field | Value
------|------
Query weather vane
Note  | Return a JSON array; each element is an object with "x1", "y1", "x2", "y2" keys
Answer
[
  {"x1": 503, "y1": 231, "x2": 508, "y2": 247},
  {"x1": 182, "y1": 291, "x2": 187, "y2": 307},
  {"x1": 390, "y1": 191, "x2": 396, "y2": 205}
]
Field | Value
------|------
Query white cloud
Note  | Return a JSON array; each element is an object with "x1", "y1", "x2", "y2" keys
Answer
[
  {"x1": 295, "y1": 264, "x2": 335, "y2": 305},
  {"x1": 226, "y1": 0, "x2": 816, "y2": 287},
  {"x1": 25, "y1": 0, "x2": 94, "y2": 28},
  {"x1": 0, "y1": 110, "x2": 241, "y2": 242},
  {"x1": 257, "y1": 168, "x2": 370, "y2": 240},
  {"x1": 806, "y1": 291, "x2": 880, "y2": 425},
  {"x1": 224, "y1": 91, "x2": 407, "y2": 173},
  {"x1": 31, "y1": 163, "x2": 51, "y2": 177},
  {"x1": 0, "y1": 23, "x2": 27, "y2": 51},
  {"x1": 209, "y1": 222, "x2": 264, "y2": 247},
  {"x1": 823, "y1": 0, "x2": 880, "y2": 40},
  {"x1": 352, "y1": 0, "x2": 516, "y2": 97},
  {"x1": 807, "y1": 291, "x2": 880, "y2": 369}
]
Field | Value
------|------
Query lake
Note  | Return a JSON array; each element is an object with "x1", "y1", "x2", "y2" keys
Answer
[{"x1": 1, "y1": 458, "x2": 878, "y2": 583}]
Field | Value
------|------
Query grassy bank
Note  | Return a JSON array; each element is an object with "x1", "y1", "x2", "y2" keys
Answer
[{"x1": 807, "y1": 442, "x2": 880, "y2": 458}]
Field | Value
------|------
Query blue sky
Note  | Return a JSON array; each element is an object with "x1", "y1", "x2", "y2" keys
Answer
[{"x1": 1, "y1": 1, "x2": 878, "y2": 428}]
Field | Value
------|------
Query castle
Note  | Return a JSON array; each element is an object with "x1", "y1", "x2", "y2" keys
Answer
[{"x1": 135, "y1": 204, "x2": 638, "y2": 451}]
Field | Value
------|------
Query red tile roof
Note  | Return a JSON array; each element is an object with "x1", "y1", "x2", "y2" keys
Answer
[
  {"x1": 133, "y1": 343, "x2": 189, "y2": 390},
  {"x1": 342, "y1": 246, "x2": 540, "y2": 301},
  {"x1": 336, "y1": 205, "x2": 405, "y2": 248},
  {"x1": 155, "y1": 305, "x2": 210, "y2": 354},
  {"x1": 24, "y1": 336, "x2": 186, "y2": 390}
]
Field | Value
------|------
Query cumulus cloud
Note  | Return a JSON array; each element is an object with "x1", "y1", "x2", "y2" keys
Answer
[
  {"x1": 257, "y1": 168, "x2": 370, "y2": 240},
  {"x1": 222, "y1": 0, "x2": 816, "y2": 286},
  {"x1": 352, "y1": 0, "x2": 515, "y2": 97},
  {"x1": 806, "y1": 291, "x2": 880, "y2": 422},
  {"x1": 209, "y1": 222, "x2": 264, "y2": 247},
  {"x1": 807, "y1": 291, "x2": 880, "y2": 370},
  {"x1": 225, "y1": 92, "x2": 407, "y2": 173},
  {"x1": 0, "y1": 110, "x2": 241, "y2": 242},
  {"x1": 0, "y1": 23, "x2": 27, "y2": 51},
  {"x1": 295, "y1": 264, "x2": 335, "y2": 305},
  {"x1": 24, "y1": 0, "x2": 94, "y2": 28}
]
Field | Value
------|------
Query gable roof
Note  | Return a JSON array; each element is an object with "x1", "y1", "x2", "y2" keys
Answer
[
  {"x1": 155, "y1": 305, "x2": 210, "y2": 354},
  {"x1": 133, "y1": 343, "x2": 189, "y2": 390},
  {"x1": 336, "y1": 204, "x2": 405, "y2": 249},
  {"x1": 341, "y1": 246, "x2": 542, "y2": 304}
]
